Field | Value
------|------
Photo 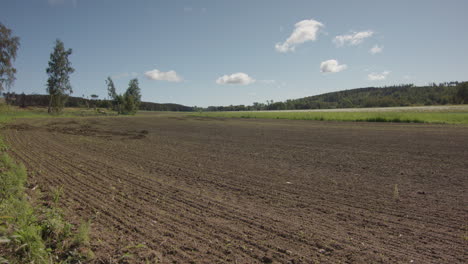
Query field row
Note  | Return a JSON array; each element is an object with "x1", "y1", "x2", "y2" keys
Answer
[{"x1": 4, "y1": 116, "x2": 467, "y2": 263}]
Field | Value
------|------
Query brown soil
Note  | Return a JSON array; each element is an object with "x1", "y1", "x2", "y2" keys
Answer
[{"x1": 3, "y1": 115, "x2": 467, "y2": 263}]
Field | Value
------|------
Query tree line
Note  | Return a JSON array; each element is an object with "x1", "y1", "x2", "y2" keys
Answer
[
  {"x1": 205, "y1": 82, "x2": 468, "y2": 111},
  {"x1": 2, "y1": 93, "x2": 194, "y2": 112}
]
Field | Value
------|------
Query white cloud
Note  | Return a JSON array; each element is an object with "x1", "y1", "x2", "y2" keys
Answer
[
  {"x1": 275, "y1": 19, "x2": 324, "y2": 53},
  {"x1": 334, "y1": 30, "x2": 374, "y2": 47},
  {"x1": 216, "y1": 73, "x2": 255, "y2": 85},
  {"x1": 145, "y1": 69, "x2": 183, "y2": 82},
  {"x1": 369, "y1": 45, "x2": 383, "y2": 54},
  {"x1": 320, "y1": 59, "x2": 348, "y2": 73},
  {"x1": 368, "y1": 71, "x2": 390, "y2": 81}
]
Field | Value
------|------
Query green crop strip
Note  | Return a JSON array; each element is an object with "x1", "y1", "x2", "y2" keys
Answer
[{"x1": 192, "y1": 110, "x2": 468, "y2": 124}]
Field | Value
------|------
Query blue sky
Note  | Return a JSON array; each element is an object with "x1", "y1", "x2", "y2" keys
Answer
[{"x1": 2, "y1": 0, "x2": 467, "y2": 107}]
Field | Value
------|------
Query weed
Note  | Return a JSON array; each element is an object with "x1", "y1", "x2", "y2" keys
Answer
[
  {"x1": 393, "y1": 184, "x2": 400, "y2": 201},
  {"x1": 0, "y1": 154, "x2": 27, "y2": 201},
  {"x1": 0, "y1": 150, "x2": 49, "y2": 263},
  {"x1": 0, "y1": 130, "x2": 93, "y2": 263},
  {"x1": 73, "y1": 220, "x2": 91, "y2": 247},
  {"x1": 51, "y1": 185, "x2": 64, "y2": 204}
]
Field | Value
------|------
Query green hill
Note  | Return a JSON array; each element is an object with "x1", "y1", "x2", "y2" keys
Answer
[{"x1": 206, "y1": 82, "x2": 466, "y2": 111}]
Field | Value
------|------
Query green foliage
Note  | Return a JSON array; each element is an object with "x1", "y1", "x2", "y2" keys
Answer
[
  {"x1": 124, "y1": 92, "x2": 136, "y2": 114},
  {"x1": 106, "y1": 76, "x2": 117, "y2": 99},
  {"x1": 46, "y1": 39, "x2": 74, "y2": 114},
  {"x1": 106, "y1": 77, "x2": 141, "y2": 115},
  {"x1": 106, "y1": 76, "x2": 122, "y2": 112},
  {"x1": 206, "y1": 82, "x2": 465, "y2": 111},
  {"x1": 3, "y1": 92, "x2": 195, "y2": 111},
  {"x1": 0, "y1": 22, "x2": 20, "y2": 92},
  {"x1": 123, "y1": 78, "x2": 141, "y2": 114},
  {"x1": 0, "y1": 134, "x2": 93, "y2": 263},
  {"x1": 0, "y1": 152, "x2": 49, "y2": 263},
  {"x1": 456, "y1": 82, "x2": 468, "y2": 104},
  {"x1": 0, "y1": 154, "x2": 26, "y2": 201},
  {"x1": 73, "y1": 220, "x2": 91, "y2": 247},
  {"x1": 51, "y1": 186, "x2": 63, "y2": 205}
]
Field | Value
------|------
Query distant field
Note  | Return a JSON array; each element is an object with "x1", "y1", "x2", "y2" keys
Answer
[
  {"x1": 2, "y1": 104, "x2": 468, "y2": 124},
  {"x1": 0, "y1": 105, "x2": 116, "y2": 124},
  {"x1": 194, "y1": 105, "x2": 468, "y2": 124}
]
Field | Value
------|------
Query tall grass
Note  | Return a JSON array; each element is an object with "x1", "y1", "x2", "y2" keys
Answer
[
  {"x1": 193, "y1": 110, "x2": 468, "y2": 124},
  {"x1": 0, "y1": 152, "x2": 49, "y2": 263},
  {"x1": 0, "y1": 110, "x2": 94, "y2": 263}
]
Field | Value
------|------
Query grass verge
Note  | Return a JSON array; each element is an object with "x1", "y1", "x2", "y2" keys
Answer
[
  {"x1": 0, "y1": 113, "x2": 94, "y2": 263},
  {"x1": 192, "y1": 109, "x2": 468, "y2": 124}
]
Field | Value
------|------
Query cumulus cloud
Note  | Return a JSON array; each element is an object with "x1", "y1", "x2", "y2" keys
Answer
[
  {"x1": 320, "y1": 60, "x2": 347, "y2": 73},
  {"x1": 216, "y1": 73, "x2": 255, "y2": 85},
  {"x1": 145, "y1": 69, "x2": 183, "y2": 82},
  {"x1": 369, "y1": 45, "x2": 383, "y2": 54},
  {"x1": 275, "y1": 19, "x2": 324, "y2": 52},
  {"x1": 333, "y1": 30, "x2": 374, "y2": 47},
  {"x1": 368, "y1": 71, "x2": 390, "y2": 81}
]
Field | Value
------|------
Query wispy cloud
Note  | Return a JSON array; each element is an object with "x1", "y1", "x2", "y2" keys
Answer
[
  {"x1": 368, "y1": 71, "x2": 390, "y2": 81},
  {"x1": 320, "y1": 59, "x2": 347, "y2": 73},
  {"x1": 145, "y1": 69, "x2": 183, "y2": 82},
  {"x1": 216, "y1": 73, "x2": 255, "y2": 85},
  {"x1": 275, "y1": 19, "x2": 324, "y2": 53},
  {"x1": 369, "y1": 45, "x2": 383, "y2": 54},
  {"x1": 333, "y1": 30, "x2": 374, "y2": 47}
]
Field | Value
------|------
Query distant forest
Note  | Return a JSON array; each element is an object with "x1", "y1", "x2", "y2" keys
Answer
[
  {"x1": 3, "y1": 81, "x2": 468, "y2": 112},
  {"x1": 206, "y1": 82, "x2": 468, "y2": 111},
  {"x1": 2, "y1": 93, "x2": 194, "y2": 112}
]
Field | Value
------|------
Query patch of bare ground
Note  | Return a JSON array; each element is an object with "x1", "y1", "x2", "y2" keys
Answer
[{"x1": 3, "y1": 116, "x2": 467, "y2": 263}]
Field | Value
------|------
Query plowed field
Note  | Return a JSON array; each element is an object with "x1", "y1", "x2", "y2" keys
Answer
[{"x1": 3, "y1": 115, "x2": 467, "y2": 263}]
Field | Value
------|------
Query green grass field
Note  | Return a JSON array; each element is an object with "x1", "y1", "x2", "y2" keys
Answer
[
  {"x1": 193, "y1": 106, "x2": 468, "y2": 124},
  {"x1": 0, "y1": 105, "x2": 115, "y2": 124},
  {"x1": 1, "y1": 104, "x2": 468, "y2": 124}
]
